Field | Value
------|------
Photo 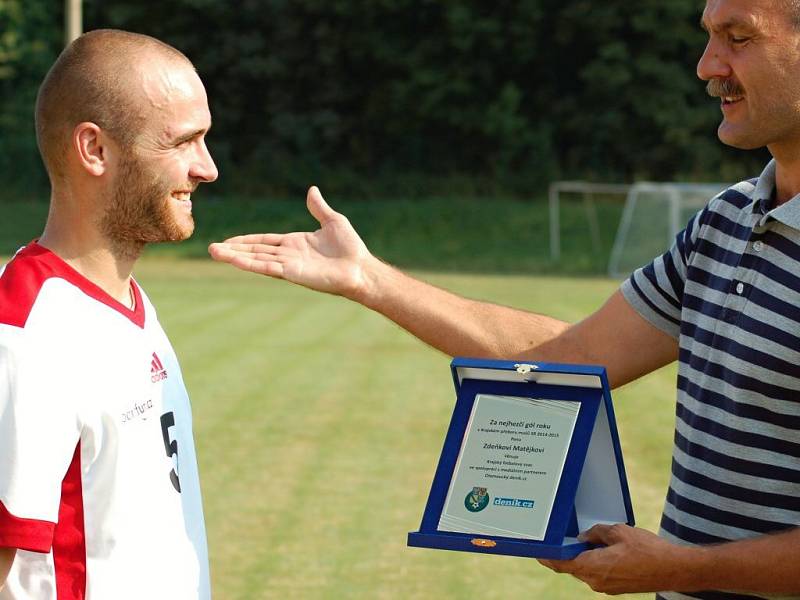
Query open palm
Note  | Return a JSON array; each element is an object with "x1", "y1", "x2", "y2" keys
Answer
[{"x1": 208, "y1": 187, "x2": 373, "y2": 298}]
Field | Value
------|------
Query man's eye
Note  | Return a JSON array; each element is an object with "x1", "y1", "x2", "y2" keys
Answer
[{"x1": 731, "y1": 36, "x2": 749, "y2": 45}]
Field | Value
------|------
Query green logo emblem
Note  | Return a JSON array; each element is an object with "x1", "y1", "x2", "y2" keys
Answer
[{"x1": 464, "y1": 487, "x2": 490, "y2": 512}]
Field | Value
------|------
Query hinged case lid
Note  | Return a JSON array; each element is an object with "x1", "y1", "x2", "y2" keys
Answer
[{"x1": 407, "y1": 357, "x2": 634, "y2": 560}]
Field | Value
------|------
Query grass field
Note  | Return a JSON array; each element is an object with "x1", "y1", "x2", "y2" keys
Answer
[
  {"x1": 131, "y1": 257, "x2": 677, "y2": 599},
  {"x1": 0, "y1": 195, "x2": 625, "y2": 275}
]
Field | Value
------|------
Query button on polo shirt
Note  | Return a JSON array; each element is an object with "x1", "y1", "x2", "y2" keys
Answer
[{"x1": 622, "y1": 159, "x2": 800, "y2": 600}]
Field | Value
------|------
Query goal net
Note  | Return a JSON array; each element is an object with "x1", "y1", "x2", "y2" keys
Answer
[
  {"x1": 607, "y1": 182, "x2": 728, "y2": 278},
  {"x1": 548, "y1": 181, "x2": 729, "y2": 278}
]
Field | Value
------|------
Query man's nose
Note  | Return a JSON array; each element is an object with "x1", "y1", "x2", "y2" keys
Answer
[
  {"x1": 191, "y1": 140, "x2": 218, "y2": 183},
  {"x1": 697, "y1": 40, "x2": 732, "y2": 81}
]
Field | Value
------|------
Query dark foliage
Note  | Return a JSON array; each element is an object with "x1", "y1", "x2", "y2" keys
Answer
[{"x1": 0, "y1": 0, "x2": 772, "y2": 201}]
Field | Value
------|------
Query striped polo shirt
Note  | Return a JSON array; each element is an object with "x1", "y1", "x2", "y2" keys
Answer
[{"x1": 621, "y1": 159, "x2": 800, "y2": 600}]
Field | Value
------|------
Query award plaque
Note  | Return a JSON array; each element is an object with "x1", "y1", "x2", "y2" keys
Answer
[{"x1": 407, "y1": 358, "x2": 634, "y2": 559}]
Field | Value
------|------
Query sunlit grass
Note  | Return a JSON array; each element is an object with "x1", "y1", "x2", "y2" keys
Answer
[{"x1": 134, "y1": 258, "x2": 675, "y2": 600}]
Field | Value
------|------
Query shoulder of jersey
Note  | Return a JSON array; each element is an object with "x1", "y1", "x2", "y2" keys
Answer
[{"x1": 0, "y1": 244, "x2": 70, "y2": 328}]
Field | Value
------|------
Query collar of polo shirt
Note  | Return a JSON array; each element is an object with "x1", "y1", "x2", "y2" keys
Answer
[{"x1": 749, "y1": 159, "x2": 800, "y2": 229}]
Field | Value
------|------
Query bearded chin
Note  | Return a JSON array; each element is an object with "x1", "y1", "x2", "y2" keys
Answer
[{"x1": 100, "y1": 161, "x2": 193, "y2": 261}]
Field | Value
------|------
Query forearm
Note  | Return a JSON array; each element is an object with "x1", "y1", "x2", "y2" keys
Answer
[
  {"x1": 0, "y1": 546, "x2": 15, "y2": 590},
  {"x1": 352, "y1": 261, "x2": 676, "y2": 388},
  {"x1": 353, "y1": 259, "x2": 570, "y2": 359},
  {"x1": 544, "y1": 525, "x2": 800, "y2": 595},
  {"x1": 677, "y1": 528, "x2": 800, "y2": 594}
]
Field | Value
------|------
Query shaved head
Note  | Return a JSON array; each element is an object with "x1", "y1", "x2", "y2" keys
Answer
[{"x1": 35, "y1": 29, "x2": 193, "y2": 181}]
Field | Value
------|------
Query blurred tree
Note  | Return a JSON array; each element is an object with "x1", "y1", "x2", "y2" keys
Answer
[
  {"x1": 0, "y1": 0, "x2": 773, "y2": 201},
  {"x1": 0, "y1": 0, "x2": 60, "y2": 200},
  {"x1": 547, "y1": 0, "x2": 767, "y2": 181}
]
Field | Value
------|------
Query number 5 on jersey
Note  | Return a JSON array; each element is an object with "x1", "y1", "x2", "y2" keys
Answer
[{"x1": 160, "y1": 411, "x2": 182, "y2": 492}]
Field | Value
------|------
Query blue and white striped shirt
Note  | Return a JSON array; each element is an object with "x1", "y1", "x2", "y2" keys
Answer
[{"x1": 622, "y1": 160, "x2": 800, "y2": 600}]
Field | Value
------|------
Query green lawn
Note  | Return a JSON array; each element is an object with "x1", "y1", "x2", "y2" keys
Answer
[
  {"x1": 0, "y1": 195, "x2": 624, "y2": 275},
  {"x1": 134, "y1": 258, "x2": 676, "y2": 600}
]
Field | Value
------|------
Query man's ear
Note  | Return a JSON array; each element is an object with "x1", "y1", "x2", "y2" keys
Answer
[{"x1": 73, "y1": 122, "x2": 116, "y2": 177}]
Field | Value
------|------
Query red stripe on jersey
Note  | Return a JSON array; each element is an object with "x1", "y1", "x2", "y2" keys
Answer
[
  {"x1": 153, "y1": 353, "x2": 164, "y2": 371},
  {"x1": 0, "y1": 243, "x2": 145, "y2": 329},
  {"x1": 0, "y1": 243, "x2": 53, "y2": 328},
  {"x1": 53, "y1": 442, "x2": 86, "y2": 600},
  {"x1": 0, "y1": 501, "x2": 55, "y2": 553}
]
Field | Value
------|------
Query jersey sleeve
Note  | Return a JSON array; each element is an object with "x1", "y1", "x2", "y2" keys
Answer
[
  {"x1": 620, "y1": 207, "x2": 704, "y2": 340},
  {"x1": 0, "y1": 332, "x2": 81, "y2": 552}
]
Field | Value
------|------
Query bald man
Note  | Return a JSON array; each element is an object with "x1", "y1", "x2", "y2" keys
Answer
[{"x1": 0, "y1": 30, "x2": 217, "y2": 599}]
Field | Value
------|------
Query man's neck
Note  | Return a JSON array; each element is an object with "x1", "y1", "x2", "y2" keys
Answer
[
  {"x1": 768, "y1": 142, "x2": 800, "y2": 205},
  {"x1": 38, "y1": 219, "x2": 142, "y2": 308},
  {"x1": 773, "y1": 161, "x2": 800, "y2": 206}
]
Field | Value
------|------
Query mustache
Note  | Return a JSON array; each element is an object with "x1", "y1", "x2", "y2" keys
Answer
[
  {"x1": 706, "y1": 78, "x2": 745, "y2": 98},
  {"x1": 169, "y1": 183, "x2": 199, "y2": 194}
]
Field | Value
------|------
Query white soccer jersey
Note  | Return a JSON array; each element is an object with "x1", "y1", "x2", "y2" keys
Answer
[{"x1": 0, "y1": 243, "x2": 210, "y2": 600}]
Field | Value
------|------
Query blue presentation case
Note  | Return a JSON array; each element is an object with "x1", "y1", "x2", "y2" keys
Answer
[{"x1": 407, "y1": 358, "x2": 634, "y2": 560}]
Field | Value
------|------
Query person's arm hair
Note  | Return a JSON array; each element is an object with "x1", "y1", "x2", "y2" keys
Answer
[
  {"x1": 0, "y1": 547, "x2": 16, "y2": 590},
  {"x1": 542, "y1": 523, "x2": 800, "y2": 595},
  {"x1": 687, "y1": 527, "x2": 800, "y2": 594},
  {"x1": 353, "y1": 258, "x2": 571, "y2": 359},
  {"x1": 357, "y1": 262, "x2": 677, "y2": 388},
  {"x1": 209, "y1": 187, "x2": 678, "y2": 386},
  {"x1": 521, "y1": 290, "x2": 678, "y2": 388}
]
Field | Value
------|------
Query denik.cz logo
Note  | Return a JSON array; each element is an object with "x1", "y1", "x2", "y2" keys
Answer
[
  {"x1": 464, "y1": 487, "x2": 490, "y2": 512},
  {"x1": 494, "y1": 497, "x2": 535, "y2": 509}
]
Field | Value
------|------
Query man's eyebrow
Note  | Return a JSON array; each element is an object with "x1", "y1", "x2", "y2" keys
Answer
[
  {"x1": 172, "y1": 126, "x2": 209, "y2": 145},
  {"x1": 700, "y1": 16, "x2": 757, "y2": 33}
]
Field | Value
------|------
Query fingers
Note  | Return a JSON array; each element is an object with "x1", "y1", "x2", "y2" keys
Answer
[
  {"x1": 208, "y1": 243, "x2": 269, "y2": 263},
  {"x1": 221, "y1": 233, "x2": 285, "y2": 245},
  {"x1": 208, "y1": 243, "x2": 235, "y2": 262},
  {"x1": 227, "y1": 254, "x2": 285, "y2": 278},
  {"x1": 211, "y1": 242, "x2": 281, "y2": 255},
  {"x1": 306, "y1": 186, "x2": 339, "y2": 225},
  {"x1": 209, "y1": 242, "x2": 282, "y2": 264},
  {"x1": 538, "y1": 559, "x2": 561, "y2": 571},
  {"x1": 207, "y1": 244, "x2": 286, "y2": 278},
  {"x1": 539, "y1": 558, "x2": 580, "y2": 575},
  {"x1": 578, "y1": 523, "x2": 621, "y2": 545},
  {"x1": 209, "y1": 245, "x2": 279, "y2": 263}
]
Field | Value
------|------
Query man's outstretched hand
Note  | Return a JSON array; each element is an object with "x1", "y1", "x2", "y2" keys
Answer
[{"x1": 208, "y1": 187, "x2": 376, "y2": 300}]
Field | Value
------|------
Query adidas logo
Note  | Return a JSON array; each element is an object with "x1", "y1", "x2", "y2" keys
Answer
[{"x1": 151, "y1": 352, "x2": 168, "y2": 383}]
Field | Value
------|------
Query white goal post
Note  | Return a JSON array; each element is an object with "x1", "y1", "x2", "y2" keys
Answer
[
  {"x1": 606, "y1": 182, "x2": 728, "y2": 278},
  {"x1": 548, "y1": 181, "x2": 728, "y2": 278},
  {"x1": 548, "y1": 181, "x2": 632, "y2": 263}
]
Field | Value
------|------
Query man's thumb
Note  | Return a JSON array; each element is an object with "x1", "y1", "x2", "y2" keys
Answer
[{"x1": 307, "y1": 186, "x2": 338, "y2": 225}]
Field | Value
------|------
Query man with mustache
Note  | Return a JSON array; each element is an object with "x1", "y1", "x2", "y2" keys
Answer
[
  {"x1": 209, "y1": 0, "x2": 800, "y2": 597},
  {"x1": 0, "y1": 29, "x2": 217, "y2": 599}
]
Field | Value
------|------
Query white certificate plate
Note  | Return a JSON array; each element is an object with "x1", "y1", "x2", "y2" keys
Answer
[{"x1": 439, "y1": 394, "x2": 580, "y2": 540}]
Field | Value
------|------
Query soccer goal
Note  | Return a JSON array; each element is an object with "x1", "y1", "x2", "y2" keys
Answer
[
  {"x1": 548, "y1": 181, "x2": 632, "y2": 263},
  {"x1": 548, "y1": 180, "x2": 729, "y2": 277},
  {"x1": 606, "y1": 182, "x2": 728, "y2": 278}
]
